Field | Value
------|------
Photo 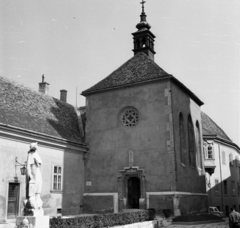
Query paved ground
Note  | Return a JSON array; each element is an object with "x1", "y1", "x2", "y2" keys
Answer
[{"x1": 0, "y1": 218, "x2": 229, "y2": 228}]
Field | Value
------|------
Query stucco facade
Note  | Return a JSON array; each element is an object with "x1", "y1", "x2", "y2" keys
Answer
[
  {"x1": 82, "y1": 72, "x2": 207, "y2": 215},
  {"x1": 0, "y1": 125, "x2": 87, "y2": 222}
]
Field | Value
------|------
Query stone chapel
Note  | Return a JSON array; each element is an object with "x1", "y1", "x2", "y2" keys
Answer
[{"x1": 81, "y1": 2, "x2": 208, "y2": 215}]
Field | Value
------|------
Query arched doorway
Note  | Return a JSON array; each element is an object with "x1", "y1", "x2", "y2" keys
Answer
[{"x1": 127, "y1": 177, "x2": 140, "y2": 208}]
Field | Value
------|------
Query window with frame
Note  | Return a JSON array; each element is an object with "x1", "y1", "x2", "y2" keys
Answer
[
  {"x1": 232, "y1": 181, "x2": 236, "y2": 196},
  {"x1": 215, "y1": 179, "x2": 220, "y2": 196},
  {"x1": 229, "y1": 154, "x2": 233, "y2": 166},
  {"x1": 121, "y1": 108, "x2": 139, "y2": 128},
  {"x1": 52, "y1": 165, "x2": 63, "y2": 191},
  {"x1": 179, "y1": 113, "x2": 186, "y2": 165},
  {"x1": 224, "y1": 180, "x2": 227, "y2": 195},
  {"x1": 222, "y1": 151, "x2": 226, "y2": 165},
  {"x1": 207, "y1": 144, "x2": 214, "y2": 159},
  {"x1": 188, "y1": 115, "x2": 196, "y2": 167}
]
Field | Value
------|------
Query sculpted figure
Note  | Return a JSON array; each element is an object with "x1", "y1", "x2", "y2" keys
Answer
[
  {"x1": 24, "y1": 142, "x2": 43, "y2": 215},
  {"x1": 26, "y1": 142, "x2": 42, "y2": 195}
]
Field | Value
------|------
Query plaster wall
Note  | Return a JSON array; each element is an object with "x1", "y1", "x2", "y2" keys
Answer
[
  {"x1": 84, "y1": 79, "x2": 208, "y2": 215},
  {"x1": 206, "y1": 141, "x2": 240, "y2": 213},
  {"x1": 0, "y1": 135, "x2": 84, "y2": 221},
  {"x1": 84, "y1": 81, "x2": 174, "y2": 194},
  {"x1": 171, "y1": 82, "x2": 206, "y2": 194}
]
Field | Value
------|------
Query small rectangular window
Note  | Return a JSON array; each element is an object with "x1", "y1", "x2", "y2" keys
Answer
[
  {"x1": 52, "y1": 164, "x2": 63, "y2": 192},
  {"x1": 57, "y1": 208, "x2": 62, "y2": 215},
  {"x1": 207, "y1": 145, "x2": 213, "y2": 159}
]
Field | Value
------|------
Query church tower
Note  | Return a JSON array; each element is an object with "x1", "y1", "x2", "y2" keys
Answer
[{"x1": 132, "y1": 0, "x2": 156, "y2": 60}]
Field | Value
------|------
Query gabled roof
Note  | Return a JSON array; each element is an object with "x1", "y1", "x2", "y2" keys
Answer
[
  {"x1": 81, "y1": 52, "x2": 203, "y2": 106},
  {"x1": 82, "y1": 52, "x2": 170, "y2": 95},
  {"x1": 0, "y1": 76, "x2": 85, "y2": 144},
  {"x1": 201, "y1": 112, "x2": 231, "y2": 141}
]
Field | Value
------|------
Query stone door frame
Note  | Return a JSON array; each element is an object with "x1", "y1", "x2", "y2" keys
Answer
[
  {"x1": 5, "y1": 178, "x2": 23, "y2": 222},
  {"x1": 118, "y1": 166, "x2": 146, "y2": 211}
]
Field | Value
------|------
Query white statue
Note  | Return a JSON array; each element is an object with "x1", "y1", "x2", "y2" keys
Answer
[{"x1": 24, "y1": 142, "x2": 43, "y2": 216}]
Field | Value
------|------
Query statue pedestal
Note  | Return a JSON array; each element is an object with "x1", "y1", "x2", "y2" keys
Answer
[{"x1": 16, "y1": 216, "x2": 49, "y2": 228}]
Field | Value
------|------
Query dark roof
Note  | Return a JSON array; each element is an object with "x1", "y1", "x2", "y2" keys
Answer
[
  {"x1": 201, "y1": 112, "x2": 231, "y2": 141},
  {"x1": 82, "y1": 52, "x2": 169, "y2": 95},
  {"x1": 0, "y1": 76, "x2": 84, "y2": 144},
  {"x1": 81, "y1": 52, "x2": 203, "y2": 106}
]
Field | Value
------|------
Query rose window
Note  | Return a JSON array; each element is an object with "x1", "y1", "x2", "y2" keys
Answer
[{"x1": 121, "y1": 109, "x2": 139, "y2": 127}]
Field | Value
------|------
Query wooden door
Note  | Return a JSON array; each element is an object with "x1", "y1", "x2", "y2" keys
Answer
[
  {"x1": 7, "y1": 183, "x2": 20, "y2": 219},
  {"x1": 127, "y1": 177, "x2": 140, "y2": 209}
]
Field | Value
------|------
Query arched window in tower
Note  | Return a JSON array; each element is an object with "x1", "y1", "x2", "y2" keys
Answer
[
  {"x1": 196, "y1": 121, "x2": 203, "y2": 168},
  {"x1": 179, "y1": 113, "x2": 186, "y2": 165},
  {"x1": 142, "y1": 38, "x2": 146, "y2": 48},
  {"x1": 136, "y1": 39, "x2": 140, "y2": 49},
  {"x1": 188, "y1": 115, "x2": 196, "y2": 167},
  {"x1": 150, "y1": 41, "x2": 153, "y2": 50}
]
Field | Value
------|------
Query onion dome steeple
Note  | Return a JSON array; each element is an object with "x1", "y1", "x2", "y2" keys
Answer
[{"x1": 132, "y1": 0, "x2": 156, "y2": 60}]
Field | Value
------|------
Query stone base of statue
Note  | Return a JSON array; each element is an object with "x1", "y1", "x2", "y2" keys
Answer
[
  {"x1": 17, "y1": 178, "x2": 49, "y2": 227},
  {"x1": 16, "y1": 216, "x2": 49, "y2": 228}
]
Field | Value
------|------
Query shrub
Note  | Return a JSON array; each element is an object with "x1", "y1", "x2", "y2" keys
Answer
[
  {"x1": 50, "y1": 210, "x2": 150, "y2": 228},
  {"x1": 50, "y1": 215, "x2": 94, "y2": 228}
]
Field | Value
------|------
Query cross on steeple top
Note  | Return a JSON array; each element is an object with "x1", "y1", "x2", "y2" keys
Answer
[{"x1": 140, "y1": 0, "x2": 146, "y2": 14}]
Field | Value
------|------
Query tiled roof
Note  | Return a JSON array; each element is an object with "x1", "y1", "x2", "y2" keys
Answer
[
  {"x1": 82, "y1": 52, "x2": 170, "y2": 95},
  {"x1": 81, "y1": 52, "x2": 203, "y2": 105},
  {"x1": 0, "y1": 76, "x2": 84, "y2": 144},
  {"x1": 201, "y1": 112, "x2": 231, "y2": 141}
]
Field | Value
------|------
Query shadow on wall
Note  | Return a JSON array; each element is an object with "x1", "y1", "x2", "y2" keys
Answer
[
  {"x1": 61, "y1": 148, "x2": 85, "y2": 216},
  {"x1": 207, "y1": 158, "x2": 240, "y2": 217}
]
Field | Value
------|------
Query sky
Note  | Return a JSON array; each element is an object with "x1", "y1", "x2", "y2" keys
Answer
[{"x1": 0, "y1": 0, "x2": 239, "y2": 145}]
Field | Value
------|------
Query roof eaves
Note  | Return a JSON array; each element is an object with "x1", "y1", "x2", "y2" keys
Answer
[
  {"x1": 203, "y1": 134, "x2": 240, "y2": 151},
  {"x1": 0, "y1": 123, "x2": 88, "y2": 148}
]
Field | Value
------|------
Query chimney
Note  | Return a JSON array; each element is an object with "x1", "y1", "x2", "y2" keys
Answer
[
  {"x1": 60, "y1": 89, "x2": 67, "y2": 102},
  {"x1": 38, "y1": 74, "x2": 49, "y2": 95}
]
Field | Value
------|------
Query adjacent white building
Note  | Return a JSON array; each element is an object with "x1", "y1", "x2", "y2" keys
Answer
[{"x1": 202, "y1": 112, "x2": 240, "y2": 216}]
